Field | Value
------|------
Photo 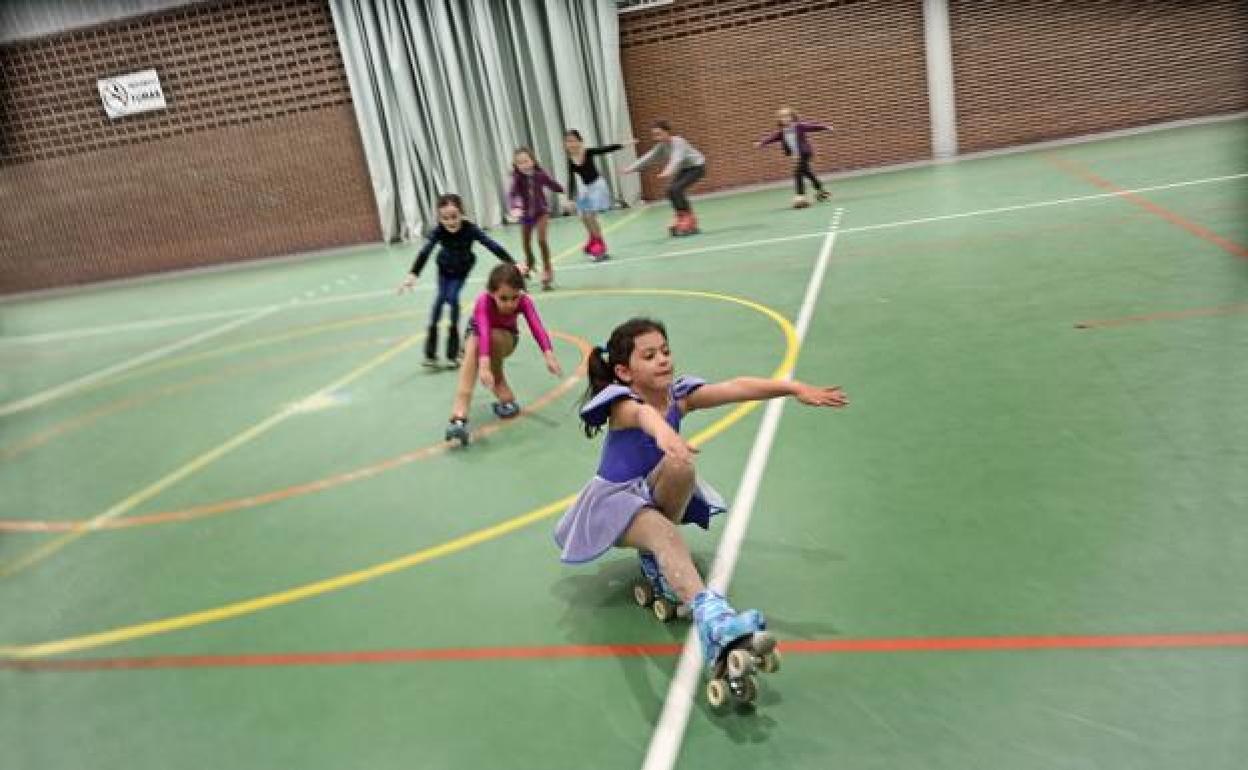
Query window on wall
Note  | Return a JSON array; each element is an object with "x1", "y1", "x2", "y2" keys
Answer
[{"x1": 617, "y1": 0, "x2": 675, "y2": 13}]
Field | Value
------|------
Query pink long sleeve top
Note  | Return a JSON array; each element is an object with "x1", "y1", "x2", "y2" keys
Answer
[{"x1": 473, "y1": 291, "x2": 553, "y2": 359}]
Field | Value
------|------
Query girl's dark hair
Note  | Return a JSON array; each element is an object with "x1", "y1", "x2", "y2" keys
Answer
[
  {"x1": 513, "y1": 146, "x2": 541, "y2": 169},
  {"x1": 579, "y1": 317, "x2": 668, "y2": 437},
  {"x1": 436, "y1": 193, "x2": 464, "y2": 213},
  {"x1": 564, "y1": 129, "x2": 583, "y2": 141},
  {"x1": 652, "y1": 120, "x2": 673, "y2": 133},
  {"x1": 487, "y1": 262, "x2": 526, "y2": 292}
]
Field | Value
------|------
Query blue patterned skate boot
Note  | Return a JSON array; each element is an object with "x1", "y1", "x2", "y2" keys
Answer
[
  {"x1": 632, "y1": 552, "x2": 687, "y2": 622},
  {"x1": 444, "y1": 416, "x2": 469, "y2": 447},
  {"x1": 692, "y1": 590, "x2": 781, "y2": 709}
]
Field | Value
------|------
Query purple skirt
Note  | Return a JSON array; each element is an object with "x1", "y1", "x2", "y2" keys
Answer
[{"x1": 553, "y1": 471, "x2": 726, "y2": 564}]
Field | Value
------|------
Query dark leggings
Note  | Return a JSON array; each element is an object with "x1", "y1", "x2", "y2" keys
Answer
[
  {"x1": 667, "y1": 164, "x2": 706, "y2": 212},
  {"x1": 430, "y1": 273, "x2": 466, "y2": 329},
  {"x1": 794, "y1": 152, "x2": 823, "y2": 195}
]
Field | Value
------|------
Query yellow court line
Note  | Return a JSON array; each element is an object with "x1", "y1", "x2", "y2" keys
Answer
[
  {"x1": 0, "y1": 334, "x2": 424, "y2": 581},
  {"x1": 94, "y1": 310, "x2": 421, "y2": 392},
  {"x1": 1, "y1": 288, "x2": 797, "y2": 658}
]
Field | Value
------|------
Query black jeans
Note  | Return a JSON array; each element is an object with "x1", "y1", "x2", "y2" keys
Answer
[
  {"x1": 667, "y1": 164, "x2": 706, "y2": 212},
  {"x1": 794, "y1": 152, "x2": 823, "y2": 195}
]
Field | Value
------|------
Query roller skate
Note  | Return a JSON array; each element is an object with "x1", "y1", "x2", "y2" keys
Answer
[
  {"x1": 445, "y1": 323, "x2": 461, "y2": 369},
  {"x1": 792, "y1": 194, "x2": 811, "y2": 209},
  {"x1": 491, "y1": 400, "x2": 521, "y2": 419},
  {"x1": 582, "y1": 235, "x2": 595, "y2": 256},
  {"x1": 816, "y1": 189, "x2": 831, "y2": 202},
  {"x1": 423, "y1": 325, "x2": 440, "y2": 369},
  {"x1": 587, "y1": 235, "x2": 609, "y2": 262},
  {"x1": 541, "y1": 267, "x2": 553, "y2": 291},
  {"x1": 668, "y1": 211, "x2": 700, "y2": 237},
  {"x1": 632, "y1": 552, "x2": 688, "y2": 622},
  {"x1": 693, "y1": 590, "x2": 781, "y2": 710},
  {"x1": 444, "y1": 416, "x2": 469, "y2": 447}
]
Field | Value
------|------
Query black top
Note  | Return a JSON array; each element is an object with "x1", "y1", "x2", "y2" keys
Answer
[
  {"x1": 566, "y1": 144, "x2": 623, "y2": 196},
  {"x1": 408, "y1": 221, "x2": 513, "y2": 279}
]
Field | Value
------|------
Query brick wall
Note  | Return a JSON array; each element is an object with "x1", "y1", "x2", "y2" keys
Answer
[
  {"x1": 619, "y1": 0, "x2": 932, "y2": 201},
  {"x1": 0, "y1": 0, "x2": 379, "y2": 294},
  {"x1": 619, "y1": 0, "x2": 1248, "y2": 201},
  {"x1": 949, "y1": 0, "x2": 1248, "y2": 153}
]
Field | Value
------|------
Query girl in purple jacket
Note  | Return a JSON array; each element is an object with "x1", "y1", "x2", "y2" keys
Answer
[
  {"x1": 508, "y1": 147, "x2": 564, "y2": 291},
  {"x1": 754, "y1": 107, "x2": 832, "y2": 208}
]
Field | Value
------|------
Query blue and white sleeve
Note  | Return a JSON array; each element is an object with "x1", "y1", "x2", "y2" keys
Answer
[{"x1": 580, "y1": 384, "x2": 642, "y2": 428}]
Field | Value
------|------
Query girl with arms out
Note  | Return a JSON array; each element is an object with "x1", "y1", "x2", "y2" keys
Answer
[
  {"x1": 397, "y1": 194, "x2": 519, "y2": 369},
  {"x1": 754, "y1": 106, "x2": 833, "y2": 208},
  {"x1": 554, "y1": 318, "x2": 848, "y2": 704},
  {"x1": 508, "y1": 147, "x2": 564, "y2": 291},
  {"x1": 624, "y1": 121, "x2": 707, "y2": 237},
  {"x1": 562, "y1": 130, "x2": 634, "y2": 261}
]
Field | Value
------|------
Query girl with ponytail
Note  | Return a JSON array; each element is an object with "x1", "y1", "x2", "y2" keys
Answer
[{"x1": 555, "y1": 317, "x2": 848, "y2": 675}]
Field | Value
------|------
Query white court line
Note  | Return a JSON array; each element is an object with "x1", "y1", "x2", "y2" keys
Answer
[
  {"x1": 641, "y1": 208, "x2": 843, "y2": 770},
  {"x1": 5, "y1": 171, "x2": 1242, "y2": 347},
  {"x1": 0, "y1": 305, "x2": 281, "y2": 418},
  {"x1": 0, "y1": 289, "x2": 391, "y2": 345}
]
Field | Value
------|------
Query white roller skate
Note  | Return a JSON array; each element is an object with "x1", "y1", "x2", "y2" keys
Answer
[
  {"x1": 792, "y1": 194, "x2": 811, "y2": 209},
  {"x1": 632, "y1": 552, "x2": 689, "y2": 622},
  {"x1": 693, "y1": 590, "x2": 781, "y2": 710}
]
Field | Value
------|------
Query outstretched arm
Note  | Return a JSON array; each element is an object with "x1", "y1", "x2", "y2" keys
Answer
[
  {"x1": 754, "y1": 130, "x2": 783, "y2": 148},
  {"x1": 398, "y1": 230, "x2": 439, "y2": 293},
  {"x1": 471, "y1": 224, "x2": 515, "y2": 264},
  {"x1": 625, "y1": 143, "x2": 662, "y2": 173},
  {"x1": 684, "y1": 377, "x2": 848, "y2": 411}
]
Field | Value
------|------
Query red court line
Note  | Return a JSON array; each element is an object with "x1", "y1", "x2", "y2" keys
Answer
[
  {"x1": 6, "y1": 632, "x2": 1246, "y2": 671},
  {"x1": 1047, "y1": 155, "x2": 1248, "y2": 260},
  {"x1": 1075, "y1": 302, "x2": 1248, "y2": 329}
]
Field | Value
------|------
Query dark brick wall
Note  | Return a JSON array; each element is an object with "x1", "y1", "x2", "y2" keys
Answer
[
  {"x1": 619, "y1": 0, "x2": 933, "y2": 200},
  {"x1": 0, "y1": 0, "x2": 379, "y2": 294},
  {"x1": 949, "y1": 0, "x2": 1248, "y2": 153},
  {"x1": 619, "y1": 0, "x2": 1248, "y2": 201}
]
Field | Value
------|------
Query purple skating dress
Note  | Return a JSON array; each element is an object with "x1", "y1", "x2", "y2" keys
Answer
[{"x1": 554, "y1": 376, "x2": 727, "y2": 564}]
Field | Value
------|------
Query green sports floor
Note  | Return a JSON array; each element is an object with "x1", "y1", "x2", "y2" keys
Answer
[{"x1": 2, "y1": 118, "x2": 1245, "y2": 770}]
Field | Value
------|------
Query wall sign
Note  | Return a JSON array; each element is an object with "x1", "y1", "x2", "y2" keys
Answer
[{"x1": 97, "y1": 69, "x2": 167, "y2": 118}]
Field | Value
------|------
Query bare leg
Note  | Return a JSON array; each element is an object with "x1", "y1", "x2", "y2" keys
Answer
[
  {"x1": 487, "y1": 329, "x2": 517, "y2": 404},
  {"x1": 618, "y1": 508, "x2": 704, "y2": 604},
  {"x1": 649, "y1": 454, "x2": 696, "y2": 524},
  {"x1": 581, "y1": 213, "x2": 602, "y2": 239},
  {"x1": 450, "y1": 333, "x2": 480, "y2": 419}
]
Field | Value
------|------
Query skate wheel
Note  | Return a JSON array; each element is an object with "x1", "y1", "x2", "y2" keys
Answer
[
  {"x1": 653, "y1": 598, "x2": 676, "y2": 623},
  {"x1": 633, "y1": 581, "x2": 653, "y2": 608},
  {"x1": 726, "y1": 648, "x2": 755, "y2": 678},
  {"x1": 706, "y1": 678, "x2": 730, "y2": 709},
  {"x1": 760, "y1": 649, "x2": 782, "y2": 674},
  {"x1": 734, "y1": 675, "x2": 758, "y2": 705}
]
